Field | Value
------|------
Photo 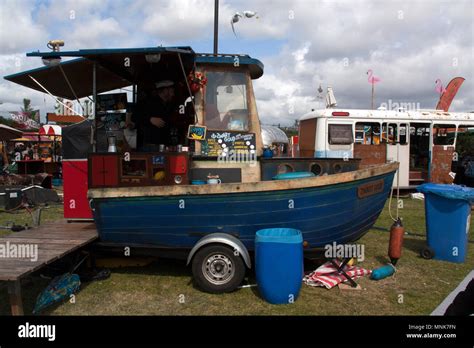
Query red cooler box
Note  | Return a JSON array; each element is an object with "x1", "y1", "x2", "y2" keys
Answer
[{"x1": 63, "y1": 159, "x2": 93, "y2": 220}]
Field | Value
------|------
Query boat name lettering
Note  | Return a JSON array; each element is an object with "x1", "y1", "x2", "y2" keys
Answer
[{"x1": 357, "y1": 179, "x2": 384, "y2": 198}]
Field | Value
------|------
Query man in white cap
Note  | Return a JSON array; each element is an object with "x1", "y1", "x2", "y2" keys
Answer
[{"x1": 141, "y1": 80, "x2": 178, "y2": 148}]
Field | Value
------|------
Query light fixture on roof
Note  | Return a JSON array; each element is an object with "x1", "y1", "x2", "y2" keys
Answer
[
  {"x1": 145, "y1": 54, "x2": 161, "y2": 63},
  {"x1": 42, "y1": 39, "x2": 64, "y2": 67},
  {"x1": 47, "y1": 40, "x2": 64, "y2": 52},
  {"x1": 42, "y1": 57, "x2": 61, "y2": 67}
]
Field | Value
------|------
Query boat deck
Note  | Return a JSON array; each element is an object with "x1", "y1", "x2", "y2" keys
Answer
[{"x1": 0, "y1": 220, "x2": 98, "y2": 315}]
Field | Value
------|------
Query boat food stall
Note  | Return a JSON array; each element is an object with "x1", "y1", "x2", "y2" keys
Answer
[{"x1": 4, "y1": 45, "x2": 398, "y2": 293}]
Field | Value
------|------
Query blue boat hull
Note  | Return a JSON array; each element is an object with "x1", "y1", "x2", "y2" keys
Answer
[{"x1": 91, "y1": 171, "x2": 395, "y2": 251}]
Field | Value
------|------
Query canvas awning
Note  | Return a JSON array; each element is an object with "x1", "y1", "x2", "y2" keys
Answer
[
  {"x1": 4, "y1": 46, "x2": 195, "y2": 99},
  {"x1": 39, "y1": 124, "x2": 62, "y2": 136},
  {"x1": 11, "y1": 134, "x2": 52, "y2": 142},
  {"x1": 0, "y1": 124, "x2": 23, "y2": 141}
]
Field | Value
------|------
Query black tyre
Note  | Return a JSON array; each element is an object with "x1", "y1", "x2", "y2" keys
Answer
[
  {"x1": 420, "y1": 246, "x2": 435, "y2": 259},
  {"x1": 192, "y1": 244, "x2": 245, "y2": 293}
]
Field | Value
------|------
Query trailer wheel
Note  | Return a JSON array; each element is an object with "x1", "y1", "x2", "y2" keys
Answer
[
  {"x1": 420, "y1": 246, "x2": 435, "y2": 260},
  {"x1": 192, "y1": 244, "x2": 245, "y2": 293}
]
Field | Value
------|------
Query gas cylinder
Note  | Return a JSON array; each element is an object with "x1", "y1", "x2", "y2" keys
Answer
[
  {"x1": 388, "y1": 218, "x2": 405, "y2": 265},
  {"x1": 371, "y1": 263, "x2": 396, "y2": 280}
]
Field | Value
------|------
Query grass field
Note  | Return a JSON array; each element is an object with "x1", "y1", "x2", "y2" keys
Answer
[{"x1": 0, "y1": 198, "x2": 472, "y2": 315}]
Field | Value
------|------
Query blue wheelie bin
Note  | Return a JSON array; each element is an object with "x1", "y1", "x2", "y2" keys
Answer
[
  {"x1": 417, "y1": 184, "x2": 474, "y2": 263},
  {"x1": 255, "y1": 228, "x2": 303, "y2": 304}
]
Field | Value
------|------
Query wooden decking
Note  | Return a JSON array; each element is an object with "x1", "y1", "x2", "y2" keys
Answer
[{"x1": 0, "y1": 220, "x2": 98, "y2": 315}]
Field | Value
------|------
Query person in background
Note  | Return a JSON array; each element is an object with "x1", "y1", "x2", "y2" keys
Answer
[
  {"x1": 454, "y1": 155, "x2": 474, "y2": 187},
  {"x1": 0, "y1": 142, "x2": 8, "y2": 172},
  {"x1": 22, "y1": 144, "x2": 30, "y2": 160},
  {"x1": 123, "y1": 108, "x2": 137, "y2": 151},
  {"x1": 141, "y1": 80, "x2": 179, "y2": 150}
]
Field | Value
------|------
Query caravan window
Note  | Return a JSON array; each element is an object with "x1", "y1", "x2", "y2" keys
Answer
[
  {"x1": 328, "y1": 124, "x2": 353, "y2": 145},
  {"x1": 382, "y1": 123, "x2": 397, "y2": 144},
  {"x1": 355, "y1": 122, "x2": 381, "y2": 145},
  {"x1": 399, "y1": 124, "x2": 408, "y2": 145},
  {"x1": 383, "y1": 123, "x2": 407, "y2": 144},
  {"x1": 456, "y1": 125, "x2": 474, "y2": 157},
  {"x1": 433, "y1": 124, "x2": 456, "y2": 145},
  {"x1": 205, "y1": 71, "x2": 249, "y2": 131}
]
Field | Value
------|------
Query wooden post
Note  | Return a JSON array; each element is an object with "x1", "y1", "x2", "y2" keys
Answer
[{"x1": 8, "y1": 280, "x2": 24, "y2": 316}]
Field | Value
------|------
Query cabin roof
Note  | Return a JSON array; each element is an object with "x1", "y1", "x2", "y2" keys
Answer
[
  {"x1": 300, "y1": 109, "x2": 474, "y2": 122},
  {"x1": 4, "y1": 46, "x2": 264, "y2": 99},
  {"x1": 195, "y1": 53, "x2": 264, "y2": 79},
  {"x1": 25, "y1": 46, "x2": 194, "y2": 58}
]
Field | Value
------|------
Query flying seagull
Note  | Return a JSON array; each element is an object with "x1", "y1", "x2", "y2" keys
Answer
[{"x1": 231, "y1": 11, "x2": 259, "y2": 36}]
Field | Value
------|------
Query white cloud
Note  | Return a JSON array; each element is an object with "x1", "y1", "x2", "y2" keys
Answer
[
  {"x1": 0, "y1": 0, "x2": 48, "y2": 54},
  {"x1": 141, "y1": 0, "x2": 216, "y2": 42},
  {"x1": 66, "y1": 17, "x2": 127, "y2": 48}
]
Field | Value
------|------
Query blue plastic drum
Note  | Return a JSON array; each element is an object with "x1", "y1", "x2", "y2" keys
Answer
[{"x1": 255, "y1": 228, "x2": 303, "y2": 304}]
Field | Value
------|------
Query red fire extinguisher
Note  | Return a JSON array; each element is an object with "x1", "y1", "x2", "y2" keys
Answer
[{"x1": 388, "y1": 218, "x2": 405, "y2": 265}]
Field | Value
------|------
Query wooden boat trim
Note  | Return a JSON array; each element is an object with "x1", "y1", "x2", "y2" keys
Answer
[{"x1": 88, "y1": 162, "x2": 399, "y2": 199}]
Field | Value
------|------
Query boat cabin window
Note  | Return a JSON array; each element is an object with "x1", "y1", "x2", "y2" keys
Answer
[
  {"x1": 433, "y1": 124, "x2": 456, "y2": 145},
  {"x1": 328, "y1": 124, "x2": 353, "y2": 145},
  {"x1": 205, "y1": 71, "x2": 249, "y2": 131},
  {"x1": 355, "y1": 122, "x2": 382, "y2": 145}
]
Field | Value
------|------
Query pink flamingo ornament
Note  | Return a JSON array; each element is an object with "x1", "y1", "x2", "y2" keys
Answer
[
  {"x1": 435, "y1": 79, "x2": 447, "y2": 95},
  {"x1": 367, "y1": 69, "x2": 381, "y2": 110}
]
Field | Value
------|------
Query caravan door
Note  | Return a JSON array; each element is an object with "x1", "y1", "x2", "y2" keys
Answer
[{"x1": 385, "y1": 123, "x2": 410, "y2": 187}]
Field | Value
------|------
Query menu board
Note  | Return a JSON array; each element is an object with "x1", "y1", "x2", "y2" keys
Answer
[
  {"x1": 202, "y1": 131, "x2": 256, "y2": 156},
  {"x1": 96, "y1": 93, "x2": 128, "y2": 113},
  {"x1": 187, "y1": 125, "x2": 207, "y2": 140},
  {"x1": 96, "y1": 93, "x2": 128, "y2": 131}
]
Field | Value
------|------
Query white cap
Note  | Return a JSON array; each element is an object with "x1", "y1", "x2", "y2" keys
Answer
[{"x1": 155, "y1": 80, "x2": 174, "y2": 89}]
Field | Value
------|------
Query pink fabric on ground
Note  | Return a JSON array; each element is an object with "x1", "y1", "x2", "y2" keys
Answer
[{"x1": 303, "y1": 260, "x2": 372, "y2": 289}]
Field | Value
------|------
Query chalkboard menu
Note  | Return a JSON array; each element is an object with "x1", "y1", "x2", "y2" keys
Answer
[
  {"x1": 96, "y1": 93, "x2": 128, "y2": 113},
  {"x1": 202, "y1": 131, "x2": 256, "y2": 156}
]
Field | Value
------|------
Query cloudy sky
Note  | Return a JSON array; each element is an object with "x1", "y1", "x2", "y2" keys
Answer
[{"x1": 0, "y1": 0, "x2": 472, "y2": 125}]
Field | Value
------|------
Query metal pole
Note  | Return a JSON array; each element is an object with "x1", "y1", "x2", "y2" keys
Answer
[
  {"x1": 92, "y1": 62, "x2": 97, "y2": 152},
  {"x1": 371, "y1": 83, "x2": 374, "y2": 110},
  {"x1": 213, "y1": 0, "x2": 219, "y2": 55}
]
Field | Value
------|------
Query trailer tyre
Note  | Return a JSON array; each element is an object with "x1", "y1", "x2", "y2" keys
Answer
[
  {"x1": 192, "y1": 244, "x2": 245, "y2": 293},
  {"x1": 420, "y1": 246, "x2": 435, "y2": 259}
]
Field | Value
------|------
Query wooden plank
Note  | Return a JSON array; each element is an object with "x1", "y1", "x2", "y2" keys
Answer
[
  {"x1": 8, "y1": 280, "x2": 24, "y2": 315},
  {"x1": 0, "y1": 220, "x2": 98, "y2": 282},
  {"x1": 1, "y1": 232, "x2": 97, "y2": 241},
  {"x1": 0, "y1": 274, "x2": 20, "y2": 281},
  {"x1": 1, "y1": 237, "x2": 96, "y2": 244}
]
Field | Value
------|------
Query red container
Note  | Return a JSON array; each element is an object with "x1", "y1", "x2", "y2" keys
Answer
[
  {"x1": 168, "y1": 154, "x2": 187, "y2": 174},
  {"x1": 63, "y1": 159, "x2": 93, "y2": 220}
]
